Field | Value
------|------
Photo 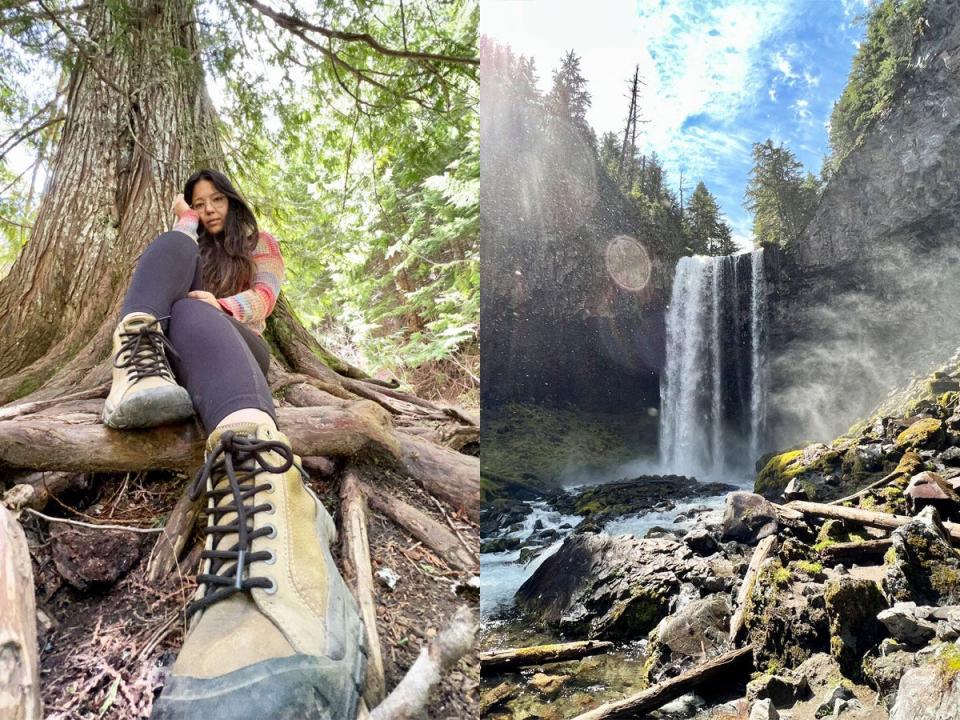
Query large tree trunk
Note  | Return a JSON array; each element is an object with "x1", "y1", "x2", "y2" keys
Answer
[{"x1": 0, "y1": 0, "x2": 222, "y2": 403}]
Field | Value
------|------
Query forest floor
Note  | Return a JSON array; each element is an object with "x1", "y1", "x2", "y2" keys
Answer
[{"x1": 28, "y1": 460, "x2": 479, "y2": 718}]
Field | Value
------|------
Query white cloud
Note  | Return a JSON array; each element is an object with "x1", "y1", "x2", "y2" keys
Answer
[
  {"x1": 792, "y1": 98, "x2": 814, "y2": 124},
  {"x1": 769, "y1": 86, "x2": 777, "y2": 102},
  {"x1": 773, "y1": 52, "x2": 799, "y2": 81},
  {"x1": 803, "y1": 71, "x2": 821, "y2": 87}
]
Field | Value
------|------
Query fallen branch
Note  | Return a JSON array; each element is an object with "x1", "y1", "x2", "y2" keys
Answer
[
  {"x1": 783, "y1": 500, "x2": 960, "y2": 541},
  {"x1": 730, "y1": 534, "x2": 777, "y2": 642},
  {"x1": 819, "y1": 538, "x2": 893, "y2": 566},
  {"x1": 362, "y1": 483, "x2": 476, "y2": 572},
  {"x1": 829, "y1": 469, "x2": 902, "y2": 506},
  {"x1": 340, "y1": 470, "x2": 386, "y2": 706},
  {"x1": 569, "y1": 645, "x2": 755, "y2": 720},
  {"x1": 480, "y1": 640, "x2": 614, "y2": 674},
  {"x1": 369, "y1": 605, "x2": 477, "y2": 720},
  {"x1": 0, "y1": 506, "x2": 42, "y2": 719},
  {"x1": 22, "y1": 507, "x2": 163, "y2": 534}
]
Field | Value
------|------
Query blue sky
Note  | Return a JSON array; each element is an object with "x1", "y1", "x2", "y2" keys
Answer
[{"x1": 481, "y1": 0, "x2": 873, "y2": 249}]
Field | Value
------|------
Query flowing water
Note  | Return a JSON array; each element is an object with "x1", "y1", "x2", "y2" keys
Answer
[{"x1": 660, "y1": 250, "x2": 767, "y2": 480}]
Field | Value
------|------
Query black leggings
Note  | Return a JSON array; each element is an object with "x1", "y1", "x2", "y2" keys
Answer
[{"x1": 120, "y1": 230, "x2": 277, "y2": 432}]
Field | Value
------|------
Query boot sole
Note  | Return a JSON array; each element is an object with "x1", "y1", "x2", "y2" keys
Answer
[
  {"x1": 102, "y1": 386, "x2": 195, "y2": 429},
  {"x1": 150, "y1": 637, "x2": 367, "y2": 719}
]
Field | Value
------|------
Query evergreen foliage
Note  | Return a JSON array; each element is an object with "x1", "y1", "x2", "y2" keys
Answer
[{"x1": 744, "y1": 139, "x2": 820, "y2": 248}]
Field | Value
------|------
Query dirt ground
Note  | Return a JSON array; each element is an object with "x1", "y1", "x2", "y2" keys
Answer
[{"x1": 24, "y1": 462, "x2": 479, "y2": 719}]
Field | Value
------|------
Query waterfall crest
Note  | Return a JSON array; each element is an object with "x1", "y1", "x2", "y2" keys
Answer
[{"x1": 660, "y1": 250, "x2": 767, "y2": 480}]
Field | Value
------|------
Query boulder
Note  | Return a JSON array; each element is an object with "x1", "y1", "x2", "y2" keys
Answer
[
  {"x1": 883, "y1": 506, "x2": 960, "y2": 605},
  {"x1": 896, "y1": 418, "x2": 945, "y2": 450},
  {"x1": 528, "y1": 672, "x2": 570, "y2": 699},
  {"x1": 721, "y1": 492, "x2": 778, "y2": 545},
  {"x1": 878, "y1": 602, "x2": 939, "y2": 646},
  {"x1": 748, "y1": 698, "x2": 778, "y2": 720},
  {"x1": 890, "y1": 643, "x2": 960, "y2": 720},
  {"x1": 905, "y1": 470, "x2": 960, "y2": 516},
  {"x1": 862, "y1": 649, "x2": 916, "y2": 703},
  {"x1": 480, "y1": 536, "x2": 522, "y2": 554},
  {"x1": 643, "y1": 594, "x2": 731, "y2": 683},
  {"x1": 824, "y1": 576, "x2": 888, "y2": 679},
  {"x1": 682, "y1": 526, "x2": 720, "y2": 556},
  {"x1": 515, "y1": 533, "x2": 714, "y2": 639}
]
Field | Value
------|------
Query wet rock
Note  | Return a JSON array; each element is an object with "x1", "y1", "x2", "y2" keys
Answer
[
  {"x1": 528, "y1": 672, "x2": 569, "y2": 699},
  {"x1": 480, "y1": 683, "x2": 517, "y2": 715},
  {"x1": 682, "y1": 526, "x2": 719, "y2": 556},
  {"x1": 515, "y1": 534, "x2": 715, "y2": 640},
  {"x1": 480, "y1": 537, "x2": 521, "y2": 554},
  {"x1": 645, "y1": 526, "x2": 682, "y2": 539},
  {"x1": 878, "y1": 602, "x2": 939, "y2": 646},
  {"x1": 721, "y1": 492, "x2": 778, "y2": 545},
  {"x1": 50, "y1": 526, "x2": 142, "y2": 591},
  {"x1": 745, "y1": 673, "x2": 810, "y2": 708},
  {"x1": 518, "y1": 546, "x2": 547, "y2": 565},
  {"x1": 896, "y1": 418, "x2": 945, "y2": 450},
  {"x1": 658, "y1": 693, "x2": 704, "y2": 717},
  {"x1": 824, "y1": 576, "x2": 888, "y2": 679},
  {"x1": 643, "y1": 594, "x2": 730, "y2": 683},
  {"x1": 890, "y1": 642, "x2": 960, "y2": 719},
  {"x1": 883, "y1": 506, "x2": 960, "y2": 605},
  {"x1": 748, "y1": 698, "x2": 778, "y2": 720}
]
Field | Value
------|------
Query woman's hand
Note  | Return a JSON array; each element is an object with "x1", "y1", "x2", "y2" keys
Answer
[
  {"x1": 186, "y1": 290, "x2": 224, "y2": 312},
  {"x1": 171, "y1": 193, "x2": 191, "y2": 218}
]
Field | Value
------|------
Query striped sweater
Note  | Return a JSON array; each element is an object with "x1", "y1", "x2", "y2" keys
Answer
[{"x1": 174, "y1": 210, "x2": 284, "y2": 335}]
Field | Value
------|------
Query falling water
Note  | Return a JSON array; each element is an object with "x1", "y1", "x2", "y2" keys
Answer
[{"x1": 660, "y1": 250, "x2": 767, "y2": 480}]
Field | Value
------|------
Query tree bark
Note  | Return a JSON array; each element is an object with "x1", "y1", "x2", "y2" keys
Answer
[
  {"x1": 729, "y1": 535, "x2": 777, "y2": 642},
  {"x1": 0, "y1": 506, "x2": 42, "y2": 719}
]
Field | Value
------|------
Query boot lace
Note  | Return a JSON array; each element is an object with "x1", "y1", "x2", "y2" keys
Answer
[
  {"x1": 114, "y1": 315, "x2": 181, "y2": 383},
  {"x1": 186, "y1": 430, "x2": 307, "y2": 619}
]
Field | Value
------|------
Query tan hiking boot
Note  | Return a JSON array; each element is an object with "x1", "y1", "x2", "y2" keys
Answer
[
  {"x1": 151, "y1": 422, "x2": 366, "y2": 720},
  {"x1": 101, "y1": 312, "x2": 194, "y2": 429}
]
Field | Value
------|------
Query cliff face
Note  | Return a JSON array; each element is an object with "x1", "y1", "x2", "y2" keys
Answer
[{"x1": 765, "y1": 0, "x2": 960, "y2": 450}]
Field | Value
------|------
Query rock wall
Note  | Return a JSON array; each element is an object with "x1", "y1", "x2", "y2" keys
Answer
[{"x1": 765, "y1": 0, "x2": 960, "y2": 450}]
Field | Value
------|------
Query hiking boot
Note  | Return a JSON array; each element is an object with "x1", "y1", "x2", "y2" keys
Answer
[
  {"x1": 101, "y1": 312, "x2": 194, "y2": 429},
  {"x1": 151, "y1": 422, "x2": 366, "y2": 720}
]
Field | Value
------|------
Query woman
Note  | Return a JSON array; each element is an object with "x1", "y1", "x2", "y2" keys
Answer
[{"x1": 103, "y1": 170, "x2": 366, "y2": 720}]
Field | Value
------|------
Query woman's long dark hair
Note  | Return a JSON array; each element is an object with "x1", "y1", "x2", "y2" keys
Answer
[{"x1": 184, "y1": 169, "x2": 258, "y2": 298}]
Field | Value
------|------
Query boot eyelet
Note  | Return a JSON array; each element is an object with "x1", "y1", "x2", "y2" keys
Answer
[
  {"x1": 264, "y1": 502, "x2": 276, "y2": 515},
  {"x1": 265, "y1": 524, "x2": 277, "y2": 539},
  {"x1": 264, "y1": 550, "x2": 276, "y2": 565},
  {"x1": 264, "y1": 577, "x2": 278, "y2": 594},
  {"x1": 266, "y1": 482, "x2": 275, "y2": 494}
]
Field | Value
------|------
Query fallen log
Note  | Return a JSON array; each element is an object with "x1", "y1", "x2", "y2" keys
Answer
[
  {"x1": 340, "y1": 470, "x2": 387, "y2": 706},
  {"x1": 569, "y1": 645, "x2": 755, "y2": 720},
  {"x1": 729, "y1": 534, "x2": 777, "y2": 642},
  {"x1": 783, "y1": 500, "x2": 960, "y2": 542},
  {"x1": 819, "y1": 538, "x2": 893, "y2": 566},
  {"x1": 0, "y1": 400, "x2": 479, "y2": 519},
  {"x1": 0, "y1": 506, "x2": 42, "y2": 719},
  {"x1": 480, "y1": 640, "x2": 614, "y2": 674},
  {"x1": 361, "y1": 483, "x2": 476, "y2": 572},
  {"x1": 829, "y1": 469, "x2": 901, "y2": 506}
]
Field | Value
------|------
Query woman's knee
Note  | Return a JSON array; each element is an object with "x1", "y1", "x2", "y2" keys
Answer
[
  {"x1": 169, "y1": 298, "x2": 223, "y2": 344},
  {"x1": 146, "y1": 230, "x2": 198, "y2": 263}
]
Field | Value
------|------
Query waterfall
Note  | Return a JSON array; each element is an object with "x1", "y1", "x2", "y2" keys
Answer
[{"x1": 660, "y1": 250, "x2": 767, "y2": 480}]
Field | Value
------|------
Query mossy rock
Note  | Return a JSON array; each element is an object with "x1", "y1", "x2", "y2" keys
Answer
[
  {"x1": 755, "y1": 450, "x2": 805, "y2": 497},
  {"x1": 823, "y1": 577, "x2": 887, "y2": 680},
  {"x1": 896, "y1": 418, "x2": 945, "y2": 450}
]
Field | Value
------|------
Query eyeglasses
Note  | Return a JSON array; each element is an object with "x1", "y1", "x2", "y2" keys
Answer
[{"x1": 191, "y1": 194, "x2": 228, "y2": 213}]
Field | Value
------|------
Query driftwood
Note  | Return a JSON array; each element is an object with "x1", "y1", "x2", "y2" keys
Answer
[
  {"x1": 369, "y1": 605, "x2": 477, "y2": 720},
  {"x1": 0, "y1": 506, "x2": 42, "y2": 719},
  {"x1": 480, "y1": 640, "x2": 614, "y2": 674},
  {"x1": 782, "y1": 500, "x2": 960, "y2": 541},
  {"x1": 340, "y1": 470, "x2": 387, "y2": 706},
  {"x1": 819, "y1": 538, "x2": 893, "y2": 566},
  {"x1": 362, "y1": 483, "x2": 476, "y2": 572},
  {"x1": 569, "y1": 645, "x2": 755, "y2": 720},
  {"x1": 729, "y1": 534, "x2": 777, "y2": 642},
  {"x1": 0, "y1": 400, "x2": 479, "y2": 520}
]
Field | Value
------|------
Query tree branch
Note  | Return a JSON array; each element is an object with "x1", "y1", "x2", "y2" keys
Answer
[{"x1": 238, "y1": 0, "x2": 478, "y2": 66}]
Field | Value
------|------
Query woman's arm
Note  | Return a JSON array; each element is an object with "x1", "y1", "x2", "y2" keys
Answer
[
  {"x1": 171, "y1": 194, "x2": 200, "y2": 242},
  {"x1": 217, "y1": 231, "x2": 285, "y2": 323}
]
